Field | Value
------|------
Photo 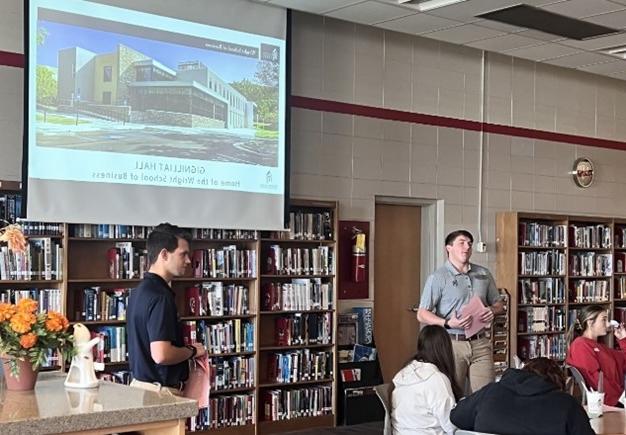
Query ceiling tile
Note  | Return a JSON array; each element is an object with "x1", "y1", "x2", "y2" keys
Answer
[
  {"x1": 376, "y1": 12, "x2": 461, "y2": 35},
  {"x1": 504, "y1": 43, "x2": 581, "y2": 61},
  {"x1": 467, "y1": 33, "x2": 544, "y2": 51},
  {"x1": 514, "y1": 29, "x2": 567, "y2": 42},
  {"x1": 584, "y1": 9, "x2": 626, "y2": 28},
  {"x1": 326, "y1": 1, "x2": 416, "y2": 25},
  {"x1": 471, "y1": 18, "x2": 526, "y2": 33},
  {"x1": 266, "y1": 0, "x2": 365, "y2": 14},
  {"x1": 420, "y1": 23, "x2": 505, "y2": 44},
  {"x1": 544, "y1": 51, "x2": 616, "y2": 67},
  {"x1": 577, "y1": 59, "x2": 626, "y2": 73},
  {"x1": 541, "y1": 0, "x2": 626, "y2": 19}
]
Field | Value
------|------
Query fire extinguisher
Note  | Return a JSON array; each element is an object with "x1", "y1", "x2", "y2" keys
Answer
[{"x1": 352, "y1": 228, "x2": 366, "y2": 283}]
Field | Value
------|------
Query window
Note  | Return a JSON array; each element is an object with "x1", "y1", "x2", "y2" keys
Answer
[{"x1": 103, "y1": 66, "x2": 112, "y2": 82}]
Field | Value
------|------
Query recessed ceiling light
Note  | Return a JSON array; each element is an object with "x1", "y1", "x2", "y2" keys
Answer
[
  {"x1": 397, "y1": 0, "x2": 468, "y2": 12},
  {"x1": 603, "y1": 45, "x2": 626, "y2": 59}
]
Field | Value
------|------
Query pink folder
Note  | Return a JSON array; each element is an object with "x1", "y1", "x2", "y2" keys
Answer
[
  {"x1": 183, "y1": 354, "x2": 210, "y2": 408},
  {"x1": 458, "y1": 295, "x2": 490, "y2": 338}
]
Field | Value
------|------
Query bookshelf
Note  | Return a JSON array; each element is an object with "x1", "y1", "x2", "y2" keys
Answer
[
  {"x1": 0, "y1": 179, "x2": 22, "y2": 224},
  {"x1": 0, "y1": 197, "x2": 339, "y2": 434},
  {"x1": 258, "y1": 199, "x2": 338, "y2": 434},
  {"x1": 496, "y1": 212, "x2": 619, "y2": 365}
]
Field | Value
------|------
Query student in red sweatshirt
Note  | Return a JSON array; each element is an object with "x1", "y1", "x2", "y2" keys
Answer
[{"x1": 566, "y1": 304, "x2": 626, "y2": 406}]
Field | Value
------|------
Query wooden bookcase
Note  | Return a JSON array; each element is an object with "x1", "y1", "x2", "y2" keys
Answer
[
  {"x1": 496, "y1": 211, "x2": 617, "y2": 365},
  {"x1": 0, "y1": 197, "x2": 338, "y2": 434},
  {"x1": 257, "y1": 198, "x2": 338, "y2": 434}
]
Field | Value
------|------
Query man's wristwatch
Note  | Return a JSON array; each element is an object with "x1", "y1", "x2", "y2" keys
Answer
[
  {"x1": 186, "y1": 345, "x2": 197, "y2": 359},
  {"x1": 444, "y1": 319, "x2": 450, "y2": 329}
]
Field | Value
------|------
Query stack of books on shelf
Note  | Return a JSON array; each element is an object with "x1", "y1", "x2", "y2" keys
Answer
[
  {"x1": 519, "y1": 278, "x2": 564, "y2": 304},
  {"x1": 267, "y1": 349, "x2": 333, "y2": 383},
  {"x1": 192, "y1": 246, "x2": 256, "y2": 278},
  {"x1": 210, "y1": 355, "x2": 255, "y2": 391},
  {"x1": 569, "y1": 224, "x2": 612, "y2": 248},
  {"x1": 569, "y1": 253, "x2": 612, "y2": 276},
  {"x1": 182, "y1": 319, "x2": 254, "y2": 354},
  {"x1": 266, "y1": 246, "x2": 333, "y2": 275},
  {"x1": 268, "y1": 211, "x2": 333, "y2": 241},
  {"x1": 263, "y1": 386, "x2": 333, "y2": 421},
  {"x1": 70, "y1": 224, "x2": 152, "y2": 239},
  {"x1": 76, "y1": 287, "x2": 129, "y2": 321},
  {"x1": 189, "y1": 394, "x2": 255, "y2": 430},
  {"x1": 518, "y1": 250, "x2": 565, "y2": 275},
  {"x1": 190, "y1": 228, "x2": 258, "y2": 240},
  {"x1": 518, "y1": 306, "x2": 565, "y2": 333},
  {"x1": 0, "y1": 288, "x2": 62, "y2": 312},
  {"x1": 0, "y1": 237, "x2": 63, "y2": 280},
  {"x1": 107, "y1": 242, "x2": 148, "y2": 280},
  {"x1": 16, "y1": 219, "x2": 63, "y2": 235},
  {"x1": 184, "y1": 283, "x2": 250, "y2": 316},
  {"x1": 92, "y1": 326, "x2": 127, "y2": 363},
  {"x1": 517, "y1": 334, "x2": 566, "y2": 361},
  {"x1": 261, "y1": 279, "x2": 333, "y2": 311},
  {"x1": 570, "y1": 280, "x2": 609, "y2": 303},
  {"x1": 275, "y1": 313, "x2": 332, "y2": 346}
]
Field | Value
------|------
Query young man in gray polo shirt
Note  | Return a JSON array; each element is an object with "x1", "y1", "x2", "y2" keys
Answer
[{"x1": 417, "y1": 230, "x2": 504, "y2": 394}]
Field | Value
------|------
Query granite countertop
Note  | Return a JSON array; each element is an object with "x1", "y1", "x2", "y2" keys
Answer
[{"x1": 0, "y1": 372, "x2": 198, "y2": 435}]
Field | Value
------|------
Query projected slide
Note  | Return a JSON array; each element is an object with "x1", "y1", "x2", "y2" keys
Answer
[{"x1": 29, "y1": 0, "x2": 286, "y2": 195}]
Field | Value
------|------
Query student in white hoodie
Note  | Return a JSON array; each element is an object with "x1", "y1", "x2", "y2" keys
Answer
[{"x1": 391, "y1": 325, "x2": 462, "y2": 435}]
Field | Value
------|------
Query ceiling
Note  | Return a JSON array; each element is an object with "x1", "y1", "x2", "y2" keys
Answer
[{"x1": 251, "y1": 0, "x2": 626, "y2": 81}]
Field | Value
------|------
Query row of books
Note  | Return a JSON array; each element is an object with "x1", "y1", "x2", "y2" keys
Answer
[
  {"x1": 0, "y1": 288, "x2": 62, "y2": 313},
  {"x1": 266, "y1": 246, "x2": 334, "y2": 276},
  {"x1": 190, "y1": 228, "x2": 258, "y2": 240},
  {"x1": 188, "y1": 394, "x2": 255, "y2": 431},
  {"x1": 518, "y1": 307, "x2": 565, "y2": 333},
  {"x1": 0, "y1": 238, "x2": 63, "y2": 280},
  {"x1": 570, "y1": 280, "x2": 610, "y2": 303},
  {"x1": 182, "y1": 319, "x2": 254, "y2": 354},
  {"x1": 267, "y1": 211, "x2": 333, "y2": 241},
  {"x1": 275, "y1": 313, "x2": 332, "y2": 346},
  {"x1": 192, "y1": 247, "x2": 256, "y2": 279},
  {"x1": 70, "y1": 224, "x2": 153, "y2": 239},
  {"x1": 518, "y1": 251, "x2": 565, "y2": 276},
  {"x1": 185, "y1": 283, "x2": 249, "y2": 317},
  {"x1": 15, "y1": 219, "x2": 63, "y2": 235},
  {"x1": 570, "y1": 253, "x2": 612, "y2": 277},
  {"x1": 261, "y1": 279, "x2": 333, "y2": 311},
  {"x1": 519, "y1": 223, "x2": 566, "y2": 247},
  {"x1": 0, "y1": 194, "x2": 21, "y2": 224},
  {"x1": 267, "y1": 350, "x2": 333, "y2": 384},
  {"x1": 519, "y1": 278, "x2": 565, "y2": 304},
  {"x1": 107, "y1": 243, "x2": 148, "y2": 280},
  {"x1": 210, "y1": 355, "x2": 255, "y2": 391},
  {"x1": 77, "y1": 287, "x2": 129, "y2": 321},
  {"x1": 517, "y1": 334, "x2": 566, "y2": 361},
  {"x1": 263, "y1": 386, "x2": 333, "y2": 421},
  {"x1": 91, "y1": 326, "x2": 127, "y2": 363},
  {"x1": 570, "y1": 224, "x2": 612, "y2": 249}
]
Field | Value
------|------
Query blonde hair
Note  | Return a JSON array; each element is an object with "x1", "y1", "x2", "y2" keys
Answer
[{"x1": 566, "y1": 304, "x2": 606, "y2": 345}]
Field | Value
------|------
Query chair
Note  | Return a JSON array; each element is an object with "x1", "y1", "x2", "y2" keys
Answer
[
  {"x1": 374, "y1": 383, "x2": 393, "y2": 435},
  {"x1": 566, "y1": 365, "x2": 588, "y2": 405}
]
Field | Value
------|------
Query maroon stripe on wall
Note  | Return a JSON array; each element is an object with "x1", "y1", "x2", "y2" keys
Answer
[
  {"x1": 0, "y1": 50, "x2": 24, "y2": 68},
  {"x1": 291, "y1": 95, "x2": 626, "y2": 152}
]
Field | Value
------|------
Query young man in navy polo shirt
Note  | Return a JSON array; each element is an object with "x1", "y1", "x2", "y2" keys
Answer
[{"x1": 127, "y1": 223, "x2": 205, "y2": 395}]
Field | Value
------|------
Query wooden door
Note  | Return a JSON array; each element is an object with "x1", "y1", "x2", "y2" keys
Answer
[{"x1": 374, "y1": 203, "x2": 421, "y2": 382}]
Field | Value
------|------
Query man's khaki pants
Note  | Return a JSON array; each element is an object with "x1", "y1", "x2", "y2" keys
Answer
[{"x1": 451, "y1": 337, "x2": 495, "y2": 394}]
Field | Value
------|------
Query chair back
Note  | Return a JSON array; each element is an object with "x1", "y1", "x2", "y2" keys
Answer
[
  {"x1": 374, "y1": 383, "x2": 393, "y2": 435},
  {"x1": 566, "y1": 365, "x2": 588, "y2": 405}
]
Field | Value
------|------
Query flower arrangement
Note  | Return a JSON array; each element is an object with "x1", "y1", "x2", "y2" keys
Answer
[{"x1": 0, "y1": 298, "x2": 74, "y2": 377}]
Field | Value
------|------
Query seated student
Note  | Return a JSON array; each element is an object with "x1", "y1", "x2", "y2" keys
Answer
[
  {"x1": 450, "y1": 357, "x2": 593, "y2": 435},
  {"x1": 391, "y1": 325, "x2": 462, "y2": 435},
  {"x1": 566, "y1": 304, "x2": 626, "y2": 406}
]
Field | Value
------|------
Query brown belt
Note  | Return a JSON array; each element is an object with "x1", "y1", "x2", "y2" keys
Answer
[{"x1": 449, "y1": 331, "x2": 487, "y2": 341}]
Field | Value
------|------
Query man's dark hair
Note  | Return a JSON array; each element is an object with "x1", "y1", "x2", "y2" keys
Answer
[
  {"x1": 523, "y1": 357, "x2": 566, "y2": 391},
  {"x1": 445, "y1": 230, "x2": 474, "y2": 246},
  {"x1": 412, "y1": 325, "x2": 463, "y2": 400},
  {"x1": 147, "y1": 223, "x2": 191, "y2": 265}
]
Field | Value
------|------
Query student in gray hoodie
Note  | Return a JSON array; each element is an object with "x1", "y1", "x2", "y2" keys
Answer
[{"x1": 450, "y1": 357, "x2": 594, "y2": 435}]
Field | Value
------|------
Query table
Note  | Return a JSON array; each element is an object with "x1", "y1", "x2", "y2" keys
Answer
[
  {"x1": 591, "y1": 410, "x2": 626, "y2": 435},
  {"x1": 0, "y1": 372, "x2": 197, "y2": 435}
]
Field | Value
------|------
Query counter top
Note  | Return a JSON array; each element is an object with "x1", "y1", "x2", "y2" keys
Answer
[{"x1": 0, "y1": 372, "x2": 197, "y2": 435}]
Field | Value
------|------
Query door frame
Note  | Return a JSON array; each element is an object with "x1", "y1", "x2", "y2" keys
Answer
[{"x1": 374, "y1": 196, "x2": 445, "y2": 291}]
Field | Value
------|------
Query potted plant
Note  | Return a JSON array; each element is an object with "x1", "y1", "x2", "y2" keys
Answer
[{"x1": 0, "y1": 298, "x2": 74, "y2": 390}]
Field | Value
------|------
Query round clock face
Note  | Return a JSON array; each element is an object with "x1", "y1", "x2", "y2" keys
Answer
[{"x1": 572, "y1": 158, "x2": 594, "y2": 188}]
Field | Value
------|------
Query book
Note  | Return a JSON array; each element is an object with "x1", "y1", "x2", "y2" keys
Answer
[
  {"x1": 352, "y1": 307, "x2": 373, "y2": 345},
  {"x1": 352, "y1": 344, "x2": 377, "y2": 362}
]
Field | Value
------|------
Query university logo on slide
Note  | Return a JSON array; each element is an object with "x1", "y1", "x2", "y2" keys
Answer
[{"x1": 260, "y1": 44, "x2": 280, "y2": 63}]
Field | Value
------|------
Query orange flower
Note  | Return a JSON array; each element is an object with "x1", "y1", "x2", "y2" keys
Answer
[
  {"x1": 45, "y1": 311, "x2": 69, "y2": 332},
  {"x1": 16, "y1": 298, "x2": 38, "y2": 314},
  {"x1": 19, "y1": 333, "x2": 37, "y2": 349},
  {"x1": 10, "y1": 311, "x2": 36, "y2": 334},
  {"x1": 0, "y1": 303, "x2": 16, "y2": 321}
]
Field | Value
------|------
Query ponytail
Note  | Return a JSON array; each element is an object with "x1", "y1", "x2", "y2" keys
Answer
[{"x1": 566, "y1": 304, "x2": 606, "y2": 346}]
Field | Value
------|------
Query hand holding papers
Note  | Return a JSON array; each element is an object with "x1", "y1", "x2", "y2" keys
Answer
[{"x1": 458, "y1": 296, "x2": 491, "y2": 338}]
